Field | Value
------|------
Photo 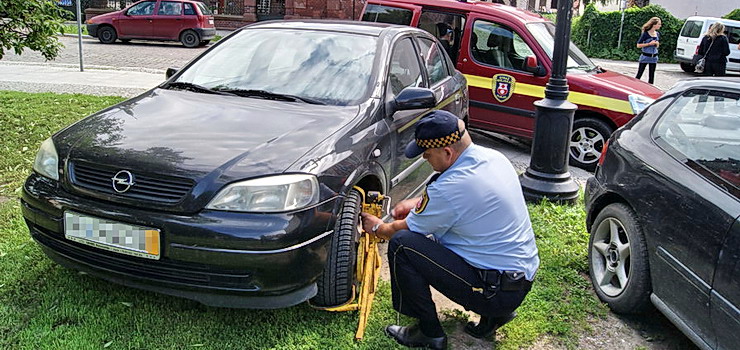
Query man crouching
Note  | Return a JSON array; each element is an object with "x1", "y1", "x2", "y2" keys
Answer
[{"x1": 361, "y1": 110, "x2": 539, "y2": 349}]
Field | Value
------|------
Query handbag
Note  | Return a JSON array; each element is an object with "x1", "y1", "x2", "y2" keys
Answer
[{"x1": 694, "y1": 37, "x2": 714, "y2": 74}]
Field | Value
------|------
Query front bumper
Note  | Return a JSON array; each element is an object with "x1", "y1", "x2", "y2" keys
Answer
[
  {"x1": 86, "y1": 24, "x2": 99, "y2": 38},
  {"x1": 22, "y1": 173, "x2": 340, "y2": 308}
]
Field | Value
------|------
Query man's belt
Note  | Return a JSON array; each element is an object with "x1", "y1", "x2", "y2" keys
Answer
[{"x1": 476, "y1": 269, "x2": 532, "y2": 299}]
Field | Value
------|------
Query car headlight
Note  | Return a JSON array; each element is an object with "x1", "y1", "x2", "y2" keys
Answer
[
  {"x1": 628, "y1": 94, "x2": 655, "y2": 115},
  {"x1": 206, "y1": 174, "x2": 319, "y2": 212},
  {"x1": 33, "y1": 138, "x2": 59, "y2": 181}
]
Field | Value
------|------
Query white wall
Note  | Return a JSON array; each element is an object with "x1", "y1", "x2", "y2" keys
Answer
[{"x1": 652, "y1": 0, "x2": 738, "y2": 19}]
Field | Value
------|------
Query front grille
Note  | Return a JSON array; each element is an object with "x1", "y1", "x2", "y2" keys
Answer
[{"x1": 69, "y1": 161, "x2": 194, "y2": 204}]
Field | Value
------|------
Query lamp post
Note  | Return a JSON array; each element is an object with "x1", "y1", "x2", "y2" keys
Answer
[{"x1": 519, "y1": 0, "x2": 579, "y2": 204}]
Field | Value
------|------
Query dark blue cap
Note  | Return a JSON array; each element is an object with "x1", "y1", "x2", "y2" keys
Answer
[{"x1": 404, "y1": 110, "x2": 463, "y2": 158}]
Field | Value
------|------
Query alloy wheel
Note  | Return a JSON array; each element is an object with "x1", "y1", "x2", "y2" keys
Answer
[{"x1": 591, "y1": 217, "x2": 631, "y2": 297}]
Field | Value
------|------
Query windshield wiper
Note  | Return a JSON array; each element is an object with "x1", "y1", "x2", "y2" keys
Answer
[
  {"x1": 213, "y1": 88, "x2": 326, "y2": 105},
  {"x1": 566, "y1": 65, "x2": 594, "y2": 70},
  {"x1": 165, "y1": 82, "x2": 228, "y2": 95}
]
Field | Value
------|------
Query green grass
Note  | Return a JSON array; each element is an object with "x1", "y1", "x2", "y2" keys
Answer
[
  {"x1": 0, "y1": 90, "x2": 606, "y2": 349},
  {"x1": 60, "y1": 24, "x2": 89, "y2": 36}
]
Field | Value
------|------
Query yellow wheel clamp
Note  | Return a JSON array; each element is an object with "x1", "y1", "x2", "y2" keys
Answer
[{"x1": 313, "y1": 186, "x2": 389, "y2": 340}]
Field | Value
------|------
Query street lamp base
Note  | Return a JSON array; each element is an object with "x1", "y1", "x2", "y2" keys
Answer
[{"x1": 519, "y1": 168, "x2": 579, "y2": 204}]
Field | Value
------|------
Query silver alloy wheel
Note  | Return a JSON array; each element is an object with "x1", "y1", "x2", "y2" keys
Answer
[
  {"x1": 591, "y1": 217, "x2": 631, "y2": 297},
  {"x1": 569, "y1": 126, "x2": 604, "y2": 165}
]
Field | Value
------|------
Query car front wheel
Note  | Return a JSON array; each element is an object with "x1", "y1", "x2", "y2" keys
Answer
[
  {"x1": 569, "y1": 118, "x2": 612, "y2": 172},
  {"x1": 180, "y1": 30, "x2": 200, "y2": 48},
  {"x1": 98, "y1": 26, "x2": 117, "y2": 44},
  {"x1": 311, "y1": 189, "x2": 361, "y2": 307},
  {"x1": 589, "y1": 203, "x2": 652, "y2": 314}
]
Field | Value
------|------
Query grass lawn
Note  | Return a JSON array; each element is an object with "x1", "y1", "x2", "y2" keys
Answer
[{"x1": 0, "y1": 91, "x2": 606, "y2": 349}]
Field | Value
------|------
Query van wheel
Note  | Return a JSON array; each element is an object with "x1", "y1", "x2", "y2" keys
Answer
[
  {"x1": 680, "y1": 62, "x2": 695, "y2": 73},
  {"x1": 98, "y1": 26, "x2": 117, "y2": 44},
  {"x1": 311, "y1": 189, "x2": 361, "y2": 307},
  {"x1": 569, "y1": 118, "x2": 612, "y2": 172},
  {"x1": 180, "y1": 30, "x2": 200, "y2": 48},
  {"x1": 589, "y1": 203, "x2": 652, "y2": 314}
]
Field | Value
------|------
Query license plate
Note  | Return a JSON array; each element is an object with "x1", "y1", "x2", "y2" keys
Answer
[
  {"x1": 64, "y1": 211, "x2": 160, "y2": 260},
  {"x1": 677, "y1": 48, "x2": 684, "y2": 55},
  {"x1": 209, "y1": 19, "x2": 214, "y2": 25}
]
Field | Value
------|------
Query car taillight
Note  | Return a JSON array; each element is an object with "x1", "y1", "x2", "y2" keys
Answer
[{"x1": 598, "y1": 139, "x2": 609, "y2": 167}]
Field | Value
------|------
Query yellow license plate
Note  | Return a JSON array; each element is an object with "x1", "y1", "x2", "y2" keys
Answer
[{"x1": 64, "y1": 211, "x2": 160, "y2": 260}]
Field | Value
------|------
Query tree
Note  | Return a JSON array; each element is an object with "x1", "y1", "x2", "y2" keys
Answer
[{"x1": 0, "y1": 0, "x2": 66, "y2": 60}]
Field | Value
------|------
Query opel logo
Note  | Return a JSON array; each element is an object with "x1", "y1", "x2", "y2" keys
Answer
[{"x1": 111, "y1": 170, "x2": 135, "y2": 193}]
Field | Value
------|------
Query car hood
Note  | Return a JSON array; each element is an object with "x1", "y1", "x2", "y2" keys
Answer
[
  {"x1": 568, "y1": 70, "x2": 664, "y2": 100},
  {"x1": 58, "y1": 89, "x2": 360, "y2": 182},
  {"x1": 89, "y1": 10, "x2": 122, "y2": 22}
]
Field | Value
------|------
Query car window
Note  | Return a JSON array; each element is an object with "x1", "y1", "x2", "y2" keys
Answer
[
  {"x1": 472, "y1": 20, "x2": 535, "y2": 71},
  {"x1": 680, "y1": 20, "x2": 704, "y2": 38},
  {"x1": 361, "y1": 4, "x2": 413, "y2": 25},
  {"x1": 726, "y1": 25, "x2": 740, "y2": 45},
  {"x1": 653, "y1": 89, "x2": 740, "y2": 195},
  {"x1": 527, "y1": 22, "x2": 595, "y2": 70},
  {"x1": 417, "y1": 37, "x2": 451, "y2": 87},
  {"x1": 417, "y1": 11, "x2": 465, "y2": 62},
  {"x1": 127, "y1": 1, "x2": 156, "y2": 16},
  {"x1": 196, "y1": 2, "x2": 212, "y2": 15},
  {"x1": 159, "y1": 1, "x2": 183, "y2": 16},
  {"x1": 387, "y1": 37, "x2": 423, "y2": 96},
  {"x1": 176, "y1": 29, "x2": 378, "y2": 106},
  {"x1": 183, "y1": 3, "x2": 195, "y2": 15}
]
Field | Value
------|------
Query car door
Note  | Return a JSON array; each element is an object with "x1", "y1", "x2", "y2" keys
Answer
[
  {"x1": 712, "y1": 217, "x2": 740, "y2": 350},
  {"x1": 460, "y1": 15, "x2": 549, "y2": 138},
  {"x1": 151, "y1": 1, "x2": 184, "y2": 39},
  {"x1": 118, "y1": 0, "x2": 157, "y2": 37},
  {"x1": 647, "y1": 88, "x2": 740, "y2": 348},
  {"x1": 415, "y1": 35, "x2": 465, "y2": 119},
  {"x1": 383, "y1": 36, "x2": 433, "y2": 202}
]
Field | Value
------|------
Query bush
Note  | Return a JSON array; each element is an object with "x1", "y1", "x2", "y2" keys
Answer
[
  {"x1": 724, "y1": 9, "x2": 740, "y2": 21},
  {"x1": 572, "y1": 3, "x2": 683, "y2": 63}
]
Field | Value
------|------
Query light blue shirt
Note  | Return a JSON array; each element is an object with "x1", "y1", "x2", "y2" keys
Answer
[{"x1": 406, "y1": 144, "x2": 539, "y2": 280}]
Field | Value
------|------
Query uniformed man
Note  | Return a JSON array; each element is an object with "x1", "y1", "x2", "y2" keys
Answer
[{"x1": 361, "y1": 110, "x2": 539, "y2": 349}]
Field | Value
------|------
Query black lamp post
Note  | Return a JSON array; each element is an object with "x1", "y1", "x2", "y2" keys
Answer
[{"x1": 519, "y1": 0, "x2": 579, "y2": 204}]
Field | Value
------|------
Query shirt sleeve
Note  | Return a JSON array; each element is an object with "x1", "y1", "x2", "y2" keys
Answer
[
  {"x1": 637, "y1": 32, "x2": 649, "y2": 44},
  {"x1": 405, "y1": 184, "x2": 457, "y2": 239},
  {"x1": 721, "y1": 36, "x2": 731, "y2": 56}
]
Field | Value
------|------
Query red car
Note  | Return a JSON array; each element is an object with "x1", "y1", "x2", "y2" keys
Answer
[
  {"x1": 361, "y1": 0, "x2": 664, "y2": 170},
  {"x1": 87, "y1": 0, "x2": 216, "y2": 47}
]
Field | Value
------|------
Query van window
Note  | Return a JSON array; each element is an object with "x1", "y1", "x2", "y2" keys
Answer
[
  {"x1": 727, "y1": 26, "x2": 740, "y2": 45},
  {"x1": 417, "y1": 37, "x2": 451, "y2": 86},
  {"x1": 418, "y1": 11, "x2": 465, "y2": 62},
  {"x1": 471, "y1": 20, "x2": 535, "y2": 71},
  {"x1": 680, "y1": 21, "x2": 703, "y2": 39},
  {"x1": 527, "y1": 22, "x2": 595, "y2": 70},
  {"x1": 362, "y1": 4, "x2": 413, "y2": 25}
]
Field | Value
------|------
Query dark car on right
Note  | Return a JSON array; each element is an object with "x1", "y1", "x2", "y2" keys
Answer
[{"x1": 585, "y1": 78, "x2": 739, "y2": 350}]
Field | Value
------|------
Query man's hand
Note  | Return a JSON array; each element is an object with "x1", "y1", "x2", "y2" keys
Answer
[
  {"x1": 361, "y1": 212, "x2": 383, "y2": 236},
  {"x1": 390, "y1": 197, "x2": 421, "y2": 220}
]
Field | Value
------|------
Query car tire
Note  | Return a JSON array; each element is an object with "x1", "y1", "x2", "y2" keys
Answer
[
  {"x1": 311, "y1": 189, "x2": 361, "y2": 307},
  {"x1": 588, "y1": 203, "x2": 652, "y2": 314},
  {"x1": 569, "y1": 117, "x2": 612, "y2": 172},
  {"x1": 680, "y1": 62, "x2": 695, "y2": 73},
  {"x1": 180, "y1": 30, "x2": 200, "y2": 48},
  {"x1": 199, "y1": 40, "x2": 210, "y2": 47},
  {"x1": 98, "y1": 26, "x2": 117, "y2": 44}
]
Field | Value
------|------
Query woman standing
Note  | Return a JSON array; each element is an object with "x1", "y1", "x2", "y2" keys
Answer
[
  {"x1": 635, "y1": 17, "x2": 661, "y2": 84},
  {"x1": 698, "y1": 22, "x2": 731, "y2": 76}
]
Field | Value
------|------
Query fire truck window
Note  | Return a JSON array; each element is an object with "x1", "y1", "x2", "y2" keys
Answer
[{"x1": 472, "y1": 20, "x2": 535, "y2": 72}]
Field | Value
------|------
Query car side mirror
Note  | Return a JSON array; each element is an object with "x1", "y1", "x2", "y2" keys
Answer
[
  {"x1": 166, "y1": 67, "x2": 179, "y2": 79},
  {"x1": 394, "y1": 87, "x2": 436, "y2": 111},
  {"x1": 524, "y1": 55, "x2": 546, "y2": 77}
]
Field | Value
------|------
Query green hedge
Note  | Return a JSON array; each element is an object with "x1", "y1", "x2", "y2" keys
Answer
[
  {"x1": 724, "y1": 9, "x2": 740, "y2": 21},
  {"x1": 572, "y1": 4, "x2": 683, "y2": 63}
]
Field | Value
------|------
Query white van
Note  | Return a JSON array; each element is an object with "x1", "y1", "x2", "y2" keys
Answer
[{"x1": 675, "y1": 16, "x2": 740, "y2": 73}]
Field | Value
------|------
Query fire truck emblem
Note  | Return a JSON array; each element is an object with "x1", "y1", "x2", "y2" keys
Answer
[{"x1": 492, "y1": 74, "x2": 515, "y2": 103}]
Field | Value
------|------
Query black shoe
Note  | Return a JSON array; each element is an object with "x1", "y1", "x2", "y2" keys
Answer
[
  {"x1": 464, "y1": 312, "x2": 517, "y2": 339},
  {"x1": 385, "y1": 324, "x2": 447, "y2": 350}
]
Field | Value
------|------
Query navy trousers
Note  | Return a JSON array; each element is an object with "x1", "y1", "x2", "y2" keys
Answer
[{"x1": 387, "y1": 230, "x2": 530, "y2": 322}]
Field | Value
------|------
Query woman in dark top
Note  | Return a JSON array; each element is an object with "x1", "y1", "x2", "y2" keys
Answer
[
  {"x1": 635, "y1": 17, "x2": 661, "y2": 84},
  {"x1": 698, "y1": 22, "x2": 731, "y2": 76}
]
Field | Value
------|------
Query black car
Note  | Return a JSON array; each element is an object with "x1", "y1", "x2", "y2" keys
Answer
[
  {"x1": 585, "y1": 78, "x2": 739, "y2": 349},
  {"x1": 22, "y1": 20, "x2": 468, "y2": 309}
]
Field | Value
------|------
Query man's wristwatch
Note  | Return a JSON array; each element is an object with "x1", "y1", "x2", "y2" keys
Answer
[{"x1": 371, "y1": 223, "x2": 381, "y2": 234}]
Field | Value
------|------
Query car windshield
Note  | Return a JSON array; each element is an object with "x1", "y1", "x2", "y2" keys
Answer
[
  {"x1": 526, "y1": 22, "x2": 596, "y2": 70},
  {"x1": 174, "y1": 28, "x2": 378, "y2": 106}
]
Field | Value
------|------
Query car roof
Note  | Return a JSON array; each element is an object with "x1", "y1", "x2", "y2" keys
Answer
[
  {"x1": 668, "y1": 77, "x2": 740, "y2": 94},
  {"x1": 685, "y1": 16, "x2": 740, "y2": 25},
  {"x1": 244, "y1": 19, "x2": 423, "y2": 37},
  {"x1": 370, "y1": 0, "x2": 547, "y2": 24}
]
